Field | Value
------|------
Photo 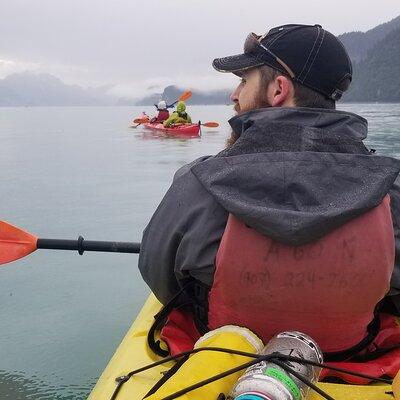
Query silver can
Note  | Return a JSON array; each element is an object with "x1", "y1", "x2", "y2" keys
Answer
[{"x1": 229, "y1": 331, "x2": 323, "y2": 400}]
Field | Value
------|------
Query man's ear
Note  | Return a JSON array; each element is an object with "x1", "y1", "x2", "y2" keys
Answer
[{"x1": 268, "y1": 75, "x2": 296, "y2": 107}]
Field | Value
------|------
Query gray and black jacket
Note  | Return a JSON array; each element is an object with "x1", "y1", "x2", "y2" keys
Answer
[{"x1": 138, "y1": 107, "x2": 400, "y2": 314}]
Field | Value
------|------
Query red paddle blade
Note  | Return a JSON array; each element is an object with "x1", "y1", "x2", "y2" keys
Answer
[
  {"x1": 178, "y1": 91, "x2": 192, "y2": 102},
  {"x1": 202, "y1": 122, "x2": 219, "y2": 127},
  {"x1": 0, "y1": 221, "x2": 38, "y2": 265}
]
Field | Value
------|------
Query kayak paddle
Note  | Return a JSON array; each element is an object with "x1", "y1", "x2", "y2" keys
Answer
[
  {"x1": 169, "y1": 121, "x2": 219, "y2": 128},
  {"x1": 200, "y1": 122, "x2": 219, "y2": 128},
  {"x1": 0, "y1": 221, "x2": 140, "y2": 266},
  {"x1": 168, "y1": 90, "x2": 192, "y2": 107},
  {"x1": 132, "y1": 117, "x2": 149, "y2": 124}
]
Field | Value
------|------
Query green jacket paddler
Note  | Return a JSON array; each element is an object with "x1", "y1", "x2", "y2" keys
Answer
[{"x1": 163, "y1": 101, "x2": 192, "y2": 127}]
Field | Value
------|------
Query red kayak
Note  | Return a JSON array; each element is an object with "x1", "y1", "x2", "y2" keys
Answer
[{"x1": 143, "y1": 122, "x2": 201, "y2": 138}]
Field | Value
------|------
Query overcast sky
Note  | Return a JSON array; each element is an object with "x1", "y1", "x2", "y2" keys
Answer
[{"x1": 1, "y1": 0, "x2": 400, "y2": 99}]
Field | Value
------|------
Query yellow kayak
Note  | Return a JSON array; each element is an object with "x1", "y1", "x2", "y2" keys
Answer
[{"x1": 88, "y1": 294, "x2": 393, "y2": 400}]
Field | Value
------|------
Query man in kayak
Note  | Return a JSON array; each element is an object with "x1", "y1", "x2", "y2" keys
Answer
[
  {"x1": 139, "y1": 24, "x2": 400, "y2": 378},
  {"x1": 163, "y1": 101, "x2": 192, "y2": 127},
  {"x1": 150, "y1": 100, "x2": 170, "y2": 123}
]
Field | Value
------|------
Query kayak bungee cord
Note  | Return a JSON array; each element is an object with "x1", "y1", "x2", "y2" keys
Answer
[
  {"x1": 157, "y1": 353, "x2": 392, "y2": 400},
  {"x1": 157, "y1": 354, "x2": 336, "y2": 400},
  {"x1": 109, "y1": 347, "x2": 393, "y2": 400},
  {"x1": 263, "y1": 353, "x2": 393, "y2": 383},
  {"x1": 272, "y1": 358, "x2": 334, "y2": 400},
  {"x1": 109, "y1": 347, "x2": 260, "y2": 400},
  {"x1": 158, "y1": 354, "x2": 305, "y2": 400}
]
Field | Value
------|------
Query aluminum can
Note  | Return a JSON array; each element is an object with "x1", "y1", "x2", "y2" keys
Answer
[{"x1": 229, "y1": 331, "x2": 323, "y2": 400}]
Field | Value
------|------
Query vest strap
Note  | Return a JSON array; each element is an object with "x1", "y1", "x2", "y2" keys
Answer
[
  {"x1": 187, "y1": 282, "x2": 210, "y2": 335},
  {"x1": 147, "y1": 286, "x2": 192, "y2": 357},
  {"x1": 147, "y1": 282, "x2": 204, "y2": 356}
]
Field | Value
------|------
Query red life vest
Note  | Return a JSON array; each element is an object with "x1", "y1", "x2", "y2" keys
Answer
[
  {"x1": 156, "y1": 110, "x2": 170, "y2": 122},
  {"x1": 208, "y1": 196, "x2": 394, "y2": 353},
  {"x1": 160, "y1": 195, "x2": 400, "y2": 382}
]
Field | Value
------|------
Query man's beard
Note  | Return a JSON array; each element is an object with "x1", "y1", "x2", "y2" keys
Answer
[
  {"x1": 233, "y1": 102, "x2": 242, "y2": 114},
  {"x1": 234, "y1": 89, "x2": 272, "y2": 115},
  {"x1": 226, "y1": 90, "x2": 272, "y2": 148}
]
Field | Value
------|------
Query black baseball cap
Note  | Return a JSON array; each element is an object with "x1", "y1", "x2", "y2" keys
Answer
[{"x1": 212, "y1": 24, "x2": 352, "y2": 100}]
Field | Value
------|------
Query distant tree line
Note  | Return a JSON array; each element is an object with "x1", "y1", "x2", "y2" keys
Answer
[{"x1": 339, "y1": 17, "x2": 400, "y2": 103}]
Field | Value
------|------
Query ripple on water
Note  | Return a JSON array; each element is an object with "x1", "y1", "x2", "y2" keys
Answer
[{"x1": 0, "y1": 370, "x2": 95, "y2": 399}]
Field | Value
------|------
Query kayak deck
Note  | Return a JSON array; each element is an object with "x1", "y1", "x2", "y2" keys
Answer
[{"x1": 88, "y1": 294, "x2": 393, "y2": 400}]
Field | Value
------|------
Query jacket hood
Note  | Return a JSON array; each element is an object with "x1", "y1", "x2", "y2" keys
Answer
[
  {"x1": 177, "y1": 101, "x2": 186, "y2": 113},
  {"x1": 191, "y1": 108, "x2": 400, "y2": 245}
]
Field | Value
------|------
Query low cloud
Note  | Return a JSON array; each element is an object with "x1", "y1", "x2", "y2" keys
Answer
[
  {"x1": 0, "y1": 58, "x2": 41, "y2": 78},
  {"x1": 108, "y1": 73, "x2": 237, "y2": 101},
  {"x1": 0, "y1": 57, "x2": 94, "y2": 87}
]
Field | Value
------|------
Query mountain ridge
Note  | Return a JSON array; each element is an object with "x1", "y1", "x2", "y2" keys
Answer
[
  {"x1": 344, "y1": 26, "x2": 400, "y2": 102},
  {"x1": 135, "y1": 85, "x2": 230, "y2": 106},
  {"x1": 0, "y1": 72, "x2": 129, "y2": 106},
  {"x1": 338, "y1": 15, "x2": 400, "y2": 63}
]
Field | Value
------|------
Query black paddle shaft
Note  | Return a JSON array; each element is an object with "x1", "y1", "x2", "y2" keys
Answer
[{"x1": 37, "y1": 236, "x2": 140, "y2": 255}]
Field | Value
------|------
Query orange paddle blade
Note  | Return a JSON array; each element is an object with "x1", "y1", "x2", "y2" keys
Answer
[
  {"x1": 179, "y1": 91, "x2": 192, "y2": 102},
  {"x1": 202, "y1": 122, "x2": 219, "y2": 128},
  {"x1": 133, "y1": 118, "x2": 149, "y2": 124},
  {"x1": 0, "y1": 221, "x2": 38, "y2": 265}
]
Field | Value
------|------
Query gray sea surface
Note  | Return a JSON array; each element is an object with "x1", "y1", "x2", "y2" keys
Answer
[{"x1": 0, "y1": 104, "x2": 399, "y2": 399}]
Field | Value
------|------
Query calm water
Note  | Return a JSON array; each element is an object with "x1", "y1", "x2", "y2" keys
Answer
[{"x1": 0, "y1": 103, "x2": 399, "y2": 399}]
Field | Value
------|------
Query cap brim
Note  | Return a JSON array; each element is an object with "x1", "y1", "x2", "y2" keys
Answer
[{"x1": 212, "y1": 53, "x2": 264, "y2": 74}]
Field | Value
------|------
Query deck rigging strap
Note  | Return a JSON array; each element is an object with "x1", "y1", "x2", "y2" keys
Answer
[{"x1": 109, "y1": 347, "x2": 393, "y2": 400}]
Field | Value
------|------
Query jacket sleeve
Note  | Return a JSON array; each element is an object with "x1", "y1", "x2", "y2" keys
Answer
[
  {"x1": 138, "y1": 158, "x2": 228, "y2": 305},
  {"x1": 388, "y1": 179, "x2": 400, "y2": 314}
]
